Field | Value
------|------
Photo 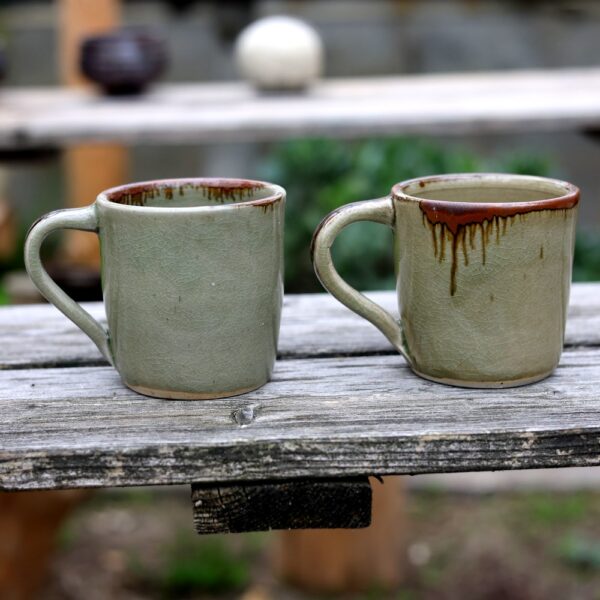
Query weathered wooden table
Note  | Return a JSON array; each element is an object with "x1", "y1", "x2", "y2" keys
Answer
[
  {"x1": 1, "y1": 68, "x2": 600, "y2": 148},
  {"x1": 1, "y1": 283, "x2": 599, "y2": 533}
]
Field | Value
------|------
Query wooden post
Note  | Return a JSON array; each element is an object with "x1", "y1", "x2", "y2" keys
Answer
[
  {"x1": 59, "y1": 0, "x2": 127, "y2": 269},
  {"x1": 0, "y1": 490, "x2": 92, "y2": 600},
  {"x1": 274, "y1": 476, "x2": 406, "y2": 593},
  {"x1": 0, "y1": 169, "x2": 16, "y2": 262},
  {"x1": 60, "y1": 146, "x2": 127, "y2": 268}
]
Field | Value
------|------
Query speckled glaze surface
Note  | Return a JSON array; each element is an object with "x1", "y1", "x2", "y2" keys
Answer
[
  {"x1": 25, "y1": 178, "x2": 285, "y2": 399},
  {"x1": 312, "y1": 173, "x2": 579, "y2": 388}
]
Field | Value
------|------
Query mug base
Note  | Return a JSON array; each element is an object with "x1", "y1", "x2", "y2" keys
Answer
[
  {"x1": 125, "y1": 381, "x2": 267, "y2": 400},
  {"x1": 411, "y1": 367, "x2": 555, "y2": 389}
]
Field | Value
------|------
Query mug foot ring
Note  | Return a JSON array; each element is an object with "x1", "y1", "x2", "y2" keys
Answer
[
  {"x1": 125, "y1": 381, "x2": 266, "y2": 400},
  {"x1": 411, "y1": 368, "x2": 555, "y2": 389}
]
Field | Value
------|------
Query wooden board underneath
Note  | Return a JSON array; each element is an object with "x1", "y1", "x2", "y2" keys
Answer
[
  {"x1": 191, "y1": 477, "x2": 372, "y2": 534},
  {"x1": 1, "y1": 348, "x2": 599, "y2": 490}
]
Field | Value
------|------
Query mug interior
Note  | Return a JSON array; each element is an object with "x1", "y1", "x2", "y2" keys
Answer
[
  {"x1": 396, "y1": 174, "x2": 577, "y2": 204},
  {"x1": 102, "y1": 178, "x2": 281, "y2": 208}
]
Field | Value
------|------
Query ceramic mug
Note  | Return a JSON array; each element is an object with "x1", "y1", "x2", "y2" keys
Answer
[
  {"x1": 311, "y1": 173, "x2": 579, "y2": 388},
  {"x1": 25, "y1": 178, "x2": 285, "y2": 399}
]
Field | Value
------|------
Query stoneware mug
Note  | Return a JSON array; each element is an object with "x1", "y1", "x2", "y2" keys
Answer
[
  {"x1": 311, "y1": 173, "x2": 579, "y2": 388},
  {"x1": 25, "y1": 178, "x2": 285, "y2": 399}
]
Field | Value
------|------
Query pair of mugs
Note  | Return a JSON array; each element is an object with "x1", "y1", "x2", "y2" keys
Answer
[{"x1": 25, "y1": 173, "x2": 579, "y2": 399}]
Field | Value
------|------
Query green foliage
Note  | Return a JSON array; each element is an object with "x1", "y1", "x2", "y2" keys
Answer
[
  {"x1": 128, "y1": 531, "x2": 255, "y2": 598},
  {"x1": 57, "y1": 522, "x2": 78, "y2": 551},
  {"x1": 160, "y1": 537, "x2": 249, "y2": 596},
  {"x1": 89, "y1": 488, "x2": 156, "y2": 508},
  {"x1": 557, "y1": 535, "x2": 600, "y2": 572},
  {"x1": 261, "y1": 137, "x2": 556, "y2": 293},
  {"x1": 521, "y1": 493, "x2": 589, "y2": 526},
  {"x1": 489, "y1": 151, "x2": 552, "y2": 177},
  {"x1": 574, "y1": 231, "x2": 600, "y2": 281},
  {"x1": 0, "y1": 284, "x2": 9, "y2": 306}
]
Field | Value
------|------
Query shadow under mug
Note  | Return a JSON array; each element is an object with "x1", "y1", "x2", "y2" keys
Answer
[
  {"x1": 25, "y1": 178, "x2": 286, "y2": 400},
  {"x1": 311, "y1": 173, "x2": 579, "y2": 388}
]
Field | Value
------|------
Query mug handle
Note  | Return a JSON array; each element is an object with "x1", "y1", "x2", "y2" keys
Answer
[
  {"x1": 311, "y1": 197, "x2": 410, "y2": 363},
  {"x1": 24, "y1": 206, "x2": 113, "y2": 365}
]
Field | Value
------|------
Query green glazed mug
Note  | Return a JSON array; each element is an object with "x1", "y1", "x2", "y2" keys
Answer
[
  {"x1": 25, "y1": 178, "x2": 285, "y2": 399},
  {"x1": 311, "y1": 173, "x2": 579, "y2": 388}
]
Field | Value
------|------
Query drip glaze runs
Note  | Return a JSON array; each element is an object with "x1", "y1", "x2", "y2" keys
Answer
[
  {"x1": 111, "y1": 181, "x2": 263, "y2": 207},
  {"x1": 421, "y1": 214, "x2": 515, "y2": 296},
  {"x1": 419, "y1": 194, "x2": 577, "y2": 236},
  {"x1": 419, "y1": 198, "x2": 576, "y2": 296}
]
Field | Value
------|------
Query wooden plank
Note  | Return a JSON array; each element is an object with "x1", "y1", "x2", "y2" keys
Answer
[
  {"x1": 191, "y1": 477, "x2": 371, "y2": 534},
  {"x1": 2, "y1": 68, "x2": 600, "y2": 147},
  {"x1": 0, "y1": 346, "x2": 599, "y2": 490},
  {"x1": 0, "y1": 284, "x2": 597, "y2": 369}
]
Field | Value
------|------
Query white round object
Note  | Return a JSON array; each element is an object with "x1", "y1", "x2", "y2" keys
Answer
[{"x1": 235, "y1": 16, "x2": 323, "y2": 90}]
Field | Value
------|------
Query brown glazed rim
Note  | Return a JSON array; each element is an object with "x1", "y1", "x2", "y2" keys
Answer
[
  {"x1": 392, "y1": 173, "x2": 579, "y2": 235},
  {"x1": 97, "y1": 177, "x2": 285, "y2": 210}
]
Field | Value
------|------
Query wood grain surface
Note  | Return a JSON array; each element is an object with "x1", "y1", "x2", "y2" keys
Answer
[
  {"x1": 1, "y1": 68, "x2": 600, "y2": 147},
  {"x1": 0, "y1": 349, "x2": 599, "y2": 489},
  {"x1": 0, "y1": 285, "x2": 598, "y2": 491}
]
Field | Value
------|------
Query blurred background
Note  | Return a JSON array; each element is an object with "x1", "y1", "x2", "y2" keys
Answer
[
  {"x1": 2, "y1": 0, "x2": 600, "y2": 301},
  {"x1": 0, "y1": 1, "x2": 599, "y2": 599}
]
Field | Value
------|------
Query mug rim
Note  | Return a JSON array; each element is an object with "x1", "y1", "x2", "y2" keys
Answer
[
  {"x1": 391, "y1": 173, "x2": 579, "y2": 209},
  {"x1": 96, "y1": 177, "x2": 285, "y2": 211}
]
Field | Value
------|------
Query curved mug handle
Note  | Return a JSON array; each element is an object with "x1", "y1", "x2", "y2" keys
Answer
[
  {"x1": 311, "y1": 197, "x2": 410, "y2": 363},
  {"x1": 24, "y1": 206, "x2": 113, "y2": 365}
]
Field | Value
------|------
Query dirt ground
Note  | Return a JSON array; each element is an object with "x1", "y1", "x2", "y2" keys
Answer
[{"x1": 39, "y1": 484, "x2": 600, "y2": 600}]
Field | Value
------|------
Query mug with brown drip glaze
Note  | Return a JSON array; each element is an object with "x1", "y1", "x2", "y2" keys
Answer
[
  {"x1": 25, "y1": 178, "x2": 285, "y2": 400},
  {"x1": 311, "y1": 173, "x2": 579, "y2": 388}
]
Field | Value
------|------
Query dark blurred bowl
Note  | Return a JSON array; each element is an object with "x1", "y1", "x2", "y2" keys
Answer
[{"x1": 80, "y1": 29, "x2": 167, "y2": 96}]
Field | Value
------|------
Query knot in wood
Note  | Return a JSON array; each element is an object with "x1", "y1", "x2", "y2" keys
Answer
[{"x1": 232, "y1": 405, "x2": 255, "y2": 426}]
